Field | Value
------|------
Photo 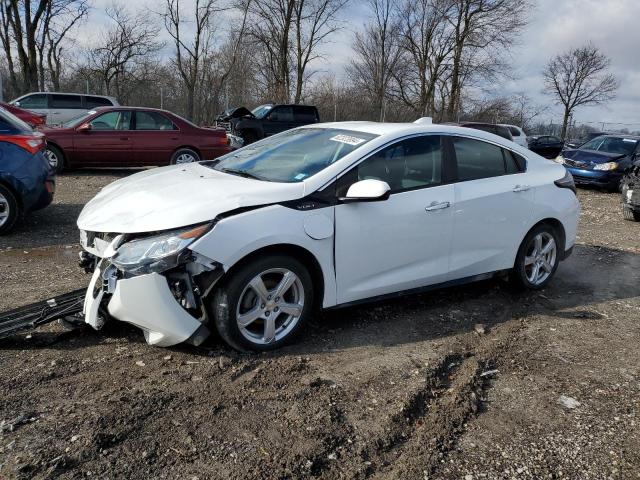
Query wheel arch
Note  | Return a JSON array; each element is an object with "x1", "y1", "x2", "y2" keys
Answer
[
  {"x1": 0, "y1": 177, "x2": 22, "y2": 211},
  {"x1": 173, "y1": 146, "x2": 202, "y2": 159},
  {"x1": 218, "y1": 243, "x2": 326, "y2": 310},
  {"x1": 45, "y1": 141, "x2": 66, "y2": 164},
  {"x1": 520, "y1": 217, "x2": 567, "y2": 262}
]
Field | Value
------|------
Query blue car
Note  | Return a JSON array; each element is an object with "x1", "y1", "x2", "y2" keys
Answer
[
  {"x1": 557, "y1": 135, "x2": 640, "y2": 191},
  {"x1": 0, "y1": 106, "x2": 54, "y2": 235}
]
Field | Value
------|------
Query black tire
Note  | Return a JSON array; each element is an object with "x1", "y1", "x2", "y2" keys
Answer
[
  {"x1": 0, "y1": 184, "x2": 20, "y2": 235},
  {"x1": 623, "y1": 205, "x2": 640, "y2": 222},
  {"x1": 45, "y1": 144, "x2": 65, "y2": 174},
  {"x1": 241, "y1": 130, "x2": 258, "y2": 145},
  {"x1": 170, "y1": 148, "x2": 200, "y2": 165},
  {"x1": 210, "y1": 255, "x2": 315, "y2": 352},
  {"x1": 510, "y1": 224, "x2": 561, "y2": 290}
]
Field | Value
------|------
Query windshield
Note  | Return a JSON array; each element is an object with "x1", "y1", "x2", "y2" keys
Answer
[
  {"x1": 63, "y1": 111, "x2": 97, "y2": 128},
  {"x1": 252, "y1": 105, "x2": 273, "y2": 119},
  {"x1": 212, "y1": 128, "x2": 378, "y2": 182},
  {"x1": 581, "y1": 136, "x2": 638, "y2": 155}
]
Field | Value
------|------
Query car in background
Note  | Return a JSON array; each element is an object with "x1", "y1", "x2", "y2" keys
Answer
[
  {"x1": 9, "y1": 92, "x2": 119, "y2": 125},
  {"x1": 0, "y1": 101, "x2": 46, "y2": 128},
  {"x1": 557, "y1": 135, "x2": 640, "y2": 191},
  {"x1": 565, "y1": 132, "x2": 608, "y2": 149},
  {"x1": 445, "y1": 122, "x2": 514, "y2": 142},
  {"x1": 500, "y1": 124, "x2": 528, "y2": 147},
  {"x1": 0, "y1": 106, "x2": 54, "y2": 235},
  {"x1": 527, "y1": 135, "x2": 564, "y2": 159},
  {"x1": 77, "y1": 121, "x2": 579, "y2": 351},
  {"x1": 216, "y1": 104, "x2": 320, "y2": 145},
  {"x1": 42, "y1": 106, "x2": 230, "y2": 172}
]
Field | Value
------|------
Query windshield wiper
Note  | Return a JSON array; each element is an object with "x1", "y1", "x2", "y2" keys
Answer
[{"x1": 220, "y1": 167, "x2": 263, "y2": 180}]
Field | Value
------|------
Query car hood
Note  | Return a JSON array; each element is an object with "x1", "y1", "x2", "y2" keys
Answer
[
  {"x1": 216, "y1": 106, "x2": 254, "y2": 121},
  {"x1": 77, "y1": 163, "x2": 305, "y2": 233},
  {"x1": 562, "y1": 149, "x2": 627, "y2": 165}
]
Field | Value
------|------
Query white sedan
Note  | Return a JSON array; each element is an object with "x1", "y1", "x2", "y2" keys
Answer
[{"x1": 77, "y1": 121, "x2": 580, "y2": 351}]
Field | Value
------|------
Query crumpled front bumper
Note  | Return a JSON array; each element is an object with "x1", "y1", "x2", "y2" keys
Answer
[{"x1": 83, "y1": 264, "x2": 209, "y2": 347}]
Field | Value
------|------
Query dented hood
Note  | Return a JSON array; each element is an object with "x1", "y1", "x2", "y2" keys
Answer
[
  {"x1": 77, "y1": 163, "x2": 305, "y2": 233},
  {"x1": 216, "y1": 106, "x2": 254, "y2": 121}
]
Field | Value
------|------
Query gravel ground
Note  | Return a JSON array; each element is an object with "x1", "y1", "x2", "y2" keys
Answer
[{"x1": 0, "y1": 173, "x2": 639, "y2": 479}]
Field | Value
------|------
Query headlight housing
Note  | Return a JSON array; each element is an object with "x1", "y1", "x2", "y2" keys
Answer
[
  {"x1": 111, "y1": 223, "x2": 210, "y2": 275},
  {"x1": 593, "y1": 162, "x2": 618, "y2": 171}
]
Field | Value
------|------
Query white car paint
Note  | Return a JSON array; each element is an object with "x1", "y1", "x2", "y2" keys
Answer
[
  {"x1": 500, "y1": 124, "x2": 528, "y2": 148},
  {"x1": 78, "y1": 122, "x2": 580, "y2": 347}
]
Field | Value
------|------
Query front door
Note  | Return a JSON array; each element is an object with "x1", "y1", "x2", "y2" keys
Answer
[
  {"x1": 72, "y1": 110, "x2": 133, "y2": 166},
  {"x1": 335, "y1": 135, "x2": 455, "y2": 304}
]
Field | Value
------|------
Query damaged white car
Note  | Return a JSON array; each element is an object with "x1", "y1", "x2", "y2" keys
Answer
[{"x1": 77, "y1": 122, "x2": 580, "y2": 351}]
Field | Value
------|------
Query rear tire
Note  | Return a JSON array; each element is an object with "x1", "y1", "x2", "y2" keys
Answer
[
  {"x1": 510, "y1": 224, "x2": 561, "y2": 290},
  {"x1": 623, "y1": 205, "x2": 640, "y2": 222},
  {"x1": 209, "y1": 255, "x2": 314, "y2": 352},
  {"x1": 170, "y1": 148, "x2": 200, "y2": 165},
  {"x1": 45, "y1": 145, "x2": 65, "y2": 174},
  {"x1": 0, "y1": 184, "x2": 20, "y2": 235}
]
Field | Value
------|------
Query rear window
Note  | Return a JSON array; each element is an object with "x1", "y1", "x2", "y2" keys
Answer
[
  {"x1": 293, "y1": 106, "x2": 318, "y2": 122},
  {"x1": 85, "y1": 96, "x2": 114, "y2": 108},
  {"x1": 508, "y1": 126, "x2": 520, "y2": 136},
  {"x1": 50, "y1": 94, "x2": 83, "y2": 109},
  {"x1": 0, "y1": 106, "x2": 34, "y2": 133}
]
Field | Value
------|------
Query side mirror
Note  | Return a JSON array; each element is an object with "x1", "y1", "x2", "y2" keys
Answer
[
  {"x1": 339, "y1": 179, "x2": 391, "y2": 203},
  {"x1": 77, "y1": 123, "x2": 92, "y2": 133}
]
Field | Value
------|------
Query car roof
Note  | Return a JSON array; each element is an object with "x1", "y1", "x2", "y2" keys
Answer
[
  {"x1": 17, "y1": 91, "x2": 116, "y2": 100},
  {"x1": 89, "y1": 106, "x2": 174, "y2": 114}
]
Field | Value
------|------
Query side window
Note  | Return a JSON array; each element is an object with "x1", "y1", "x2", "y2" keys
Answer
[
  {"x1": 89, "y1": 111, "x2": 132, "y2": 130},
  {"x1": 452, "y1": 137, "x2": 506, "y2": 181},
  {"x1": 549, "y1": 136, "x2": 561, "y2": 144},
  {"x1": 85, "y1": 96, "x2": 114, "y2": 108},
  {"x1": 508, "y1": 126, "x2": 520, "y2": 137},
  {"x1": 293, "y1": 106, "x2": 317, "y2": 122},
  {"x1": 269, "y1": 106, "x2": 294, "y2": 122},
  {"x1": 352, "y1": 136, "x2": 443, "y2": 193},
  {"x1": 17, "y1": 94, "x2": 47, "y2": 109},
  {"x1": 505, "y1": 151, "x2": 526, "y2": 174},
  {"x1": 50, "y1": 95, "x2": 83, "y2": 109},
  {"x1": 134, "y1": 111, "x2": 175, "y2": 130}
]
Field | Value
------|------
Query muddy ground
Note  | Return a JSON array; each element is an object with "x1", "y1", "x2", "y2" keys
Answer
[{"x1": 0, "y1": 173, "x2": 639, "y2": 479}]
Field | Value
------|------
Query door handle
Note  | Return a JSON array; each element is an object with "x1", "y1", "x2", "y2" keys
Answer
[
  {"x1": 425, "y1": 201, "x2": 451, "y2": 212},
  {"x1": 513, "y1": 184, "x2": 530, "y2": 192}
]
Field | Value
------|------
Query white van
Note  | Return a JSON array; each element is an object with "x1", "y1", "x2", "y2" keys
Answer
[
  {"x1": 499, "y1": 124, "x2": 528, "y2": 148},
  {"x1": 10, "y1": 92, "x2": 119, "y2": 125}
]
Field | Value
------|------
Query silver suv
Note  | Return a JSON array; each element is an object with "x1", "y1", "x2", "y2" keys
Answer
[{"x1": 10, "y1": 92, "x2": 119, "y2": 125}]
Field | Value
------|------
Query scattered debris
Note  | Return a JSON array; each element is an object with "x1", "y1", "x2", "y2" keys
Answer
[
  {"x1": 480, "y1": 369, "x2": 500, "y2": 377},
  {"x1": 474, "y1": 323, "x2": 486, "y2": 335},
  {"x1": 558, "y1": 395, "x2": 581, "y2": 409},
  {"x1": 1, "y1": 413, "x2": 39, "y2": 433},
  {"x1": 135, "y1": 361, "x2": 145, "y2": 367}
]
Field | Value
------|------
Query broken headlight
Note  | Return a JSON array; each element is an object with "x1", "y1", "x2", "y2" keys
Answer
[{"x1": 111, "y1": 224, "x2": 211, "y2": 275}]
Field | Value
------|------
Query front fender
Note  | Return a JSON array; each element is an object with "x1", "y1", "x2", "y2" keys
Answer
[{"x1": 189, "y1": 204, "x2": 337, "y2": 307}]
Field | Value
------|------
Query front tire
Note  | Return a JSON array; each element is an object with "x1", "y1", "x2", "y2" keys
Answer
[
  {"x1": 45, "y1": 145, "x2": 65, "y2": 174},
  {"x1": 170, "y1": 148, "x2": 200, "y2": 165},
  {"x1": 0, "y1": 184, "x2": 20, "y2": 235},
  {"x1": 210, "y1": 255, "x2": 314, "y2": 352},
  {"x1": 510, "y1": 224, "x2": 561, "y2": 290}
]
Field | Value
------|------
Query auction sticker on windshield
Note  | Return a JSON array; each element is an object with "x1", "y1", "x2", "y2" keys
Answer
[{"x1": 330, "y1": 134, "x2": 366, "y2": 146}]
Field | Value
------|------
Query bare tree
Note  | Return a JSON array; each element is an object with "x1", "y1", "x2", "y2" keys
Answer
[
  {"x1": 348, "y1": 0, "x2": 402, "y2": 121},
  {"x1": 543, "y1": 44, "x2": 619, "y2": 139},
  {"x1": 0, "y1": 0, "x2": 20, "y2": 94},
  {"x1": 89, "y1": 3, "x2": 163, "y2": 101}
]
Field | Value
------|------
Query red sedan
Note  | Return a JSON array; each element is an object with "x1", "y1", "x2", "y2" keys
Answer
[
  {"x1": 1, "y1": 101, "x2": 47, "y2": 128},
  {"x1": 42, "y1": 107, "x2": 230, "y2": 172}
]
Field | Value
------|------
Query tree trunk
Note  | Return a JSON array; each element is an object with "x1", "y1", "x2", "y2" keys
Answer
[
  {"x1": 186, "y1": 87, "x2": 195, "y2": 121},
  {"x1": 561, "y1": 107, "x2": 570, "y2": 140}
]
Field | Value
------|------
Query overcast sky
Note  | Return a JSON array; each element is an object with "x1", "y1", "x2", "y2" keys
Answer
[{"x1": 79, "y1": 0, "x2": 640, "y2": 128}]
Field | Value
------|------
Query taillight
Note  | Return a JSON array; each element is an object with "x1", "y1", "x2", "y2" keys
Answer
[
  {"x1": 0, "y1": 134, "x2": 45, "y2": 154},
  {"x1": 554, "y1": 170, "x2": 577, "y2": 194}
]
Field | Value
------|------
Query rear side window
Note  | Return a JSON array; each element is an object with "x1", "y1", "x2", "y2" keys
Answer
[
  {"x1": 452, "y1": 137, "x2": 523, "y2": 180},
  {"x1": 508, "y1": 126, "x2": 520, "y2": 136},
  {"x1": 293, "y1": 106, "x2": 318, "y2": 122},
  {"x1": 50, "y1": 95, "x2": 83, "y2": 108},
  {"x1": 17, "y1": 93, "x2": 47, "y2": 109},
  {"x1": 268, "y1": 106, "x2": 294, "y2": 122},
  {"x1": 85, "y1": 96, "x2": 114, "y2": 108},
  {"x1": 134, "y1": 111, "x2": 176, "y2": 130}
]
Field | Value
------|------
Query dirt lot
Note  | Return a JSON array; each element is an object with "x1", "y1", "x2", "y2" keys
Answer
[{"x1": 1, "y1": 173, "x2": 639, "y2": 479}]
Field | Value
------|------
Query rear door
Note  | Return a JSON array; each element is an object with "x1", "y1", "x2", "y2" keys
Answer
[
  {"x1": 335, "y1": 134, "x2": 455, "y2": 303},
  {"x1": 448, "y1": 135, "x2": 535, "y2": 278},
  {"x1": 130, "y1": 110, "x2": 180, "y2": 165},
  {"x1": 49, "y1": 94, "x2": 85, "y2": 124},
  {"x1": 263, "y1": 106, "x2": 297, "y2": 136},
  {"x1": 72, "y1": 110, "x2": 133, "y2": 166}
]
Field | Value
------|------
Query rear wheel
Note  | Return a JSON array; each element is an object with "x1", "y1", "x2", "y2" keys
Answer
[
  {"x1": 210, "y1": 255, "x2": 314, "y2": 352},
  {"x1": 170, "y1": 148, "x2": 200, "y2": 165},
  {"x1": 0, "y1": 184, "x2": 20, "y2": 235},
  {"x1": 623, "y1": 205, "x2": 640, "y2": 222},
  {"x1": 45, "y1": 145, "x2": 65, "y2": 174},
  {"x1": 510, "y1": 224, "x2": 561, "y2": 290}
]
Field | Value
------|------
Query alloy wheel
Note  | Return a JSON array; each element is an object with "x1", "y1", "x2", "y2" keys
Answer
[
  {"x1": 0, "y1": 192, "x2": 9, "y2": 228},
  {"x1": 175, "y1": 153, "x2": 196, "y2": 164},
  {"x1": 524, "y1": 232, "x2": 557, "y2": 285},
  {"x1": 45, "y1": 149, "x2": 59, "y2": 169},
  {"x1": 236, "y1": 268, "x2": 305, "y2": 345}
]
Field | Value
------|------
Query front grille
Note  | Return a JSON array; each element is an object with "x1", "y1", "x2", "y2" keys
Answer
[{"x1": 564, "y1": 159, "x2": 589, "y2": 169}]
